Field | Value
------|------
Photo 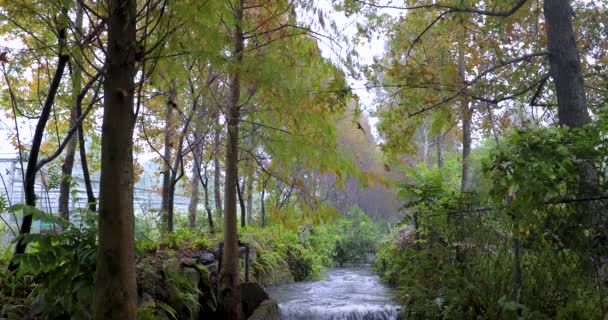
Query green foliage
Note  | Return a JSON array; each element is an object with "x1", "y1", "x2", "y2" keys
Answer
[
  {"x1": 4, "y1": 208, "x2": 97, "y2": 319},
  {"x1": 241, "y1": 225, "x2": 320, "y2": 284},
  {"x1": 161, "y1": 259, "x2": 202, "y2": 319},
  {"x1": 242, "y1": 211, "x2": 383, "y2": 285},
  {"x1": 374, "y1": 122, "x2": 608, "y2": 319},
  {"x1": 333, "y1": 206, "x2": 381, "y2": 266}
]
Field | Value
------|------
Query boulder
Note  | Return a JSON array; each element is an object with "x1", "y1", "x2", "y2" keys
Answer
[
  {"x1": 247, "y1": 299, "x2": 279, "y2": 320},
  {"x1": 139, "y1": 294, "x2": 156, "y2": 309},
  {"x1": 240, "y1": 282, "x2": 269, "y2": 318},
  {"x1": 204, "y1": 261, "x2": 218, "y2": 274},
  {"x1": 197, "y1": 252, "x2": 216, "y2": 265}
]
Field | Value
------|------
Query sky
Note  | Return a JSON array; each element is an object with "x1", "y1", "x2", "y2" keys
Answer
[{"x1": 310, "y1": 1, "x2": 398, "y2": 137}]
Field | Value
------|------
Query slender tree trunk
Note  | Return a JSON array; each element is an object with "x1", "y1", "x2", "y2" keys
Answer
[
  {"x1": 202, "y1": 175, "x2": 215, "y2": 233},
  {"x1": 167, "y1": 181, "x2": 175, "y2": 231},
  {"x1": 94, "y1": 0, "x2": 137, "y2": 318},
  {"x1": 461, "y1": 104, "x2": 472, "y2": 192},
  {"x1": 544, "y1": 0, "x2": 590, "y2": 129},
  {"x1": 214, "y1": 110, "x2": 223, "y2": 218},
  {"x1": 58, "y1": 4, "x2": 84, "y2": 224},
  {"x1": 246, "y1": 170, "x2": 253, "y2": 224},
  {"x1": 78, "y1": 92, "x2": 96, "y2": 212},
  {"x1": 421, "y1": 117, "x2": 430, "y2": 166},
  {"x1": 437, "y1": 133, "x2": 444, "y2": 170},
  {"x1": 58, "y1": 101, "x2": 78, "y2": 223},
  {"x1": 261, "y1": 179, "x2": 267, "y2": 227},
  {"x1": 237, "y1": 179, "x2": 246, "y2": 228},
  {"x1": 161, "y1": 83, "x2": 175, "y2": 232},
  {"x1": 413, "y1": 211, "x2": 420, "y2": 251},
  {"x1": 188, "y1": 144, "x2": 202, "y2": 229},
  {"x1": 219, "y1": 0, "x2": 244, "y2": 317},
  {"x1": 458, "y1": 22, "x2": 472, "y2": 193},
  {"x1": 11, "y1": 25, "x2": 69, "y2": 266}
]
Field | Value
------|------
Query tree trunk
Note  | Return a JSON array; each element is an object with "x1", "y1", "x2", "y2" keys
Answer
[
  {"x1": 544, "y1": 0, "x2": 599, "y2": 257},
  {"x1": 458, "y1": 23, "x2": 472, "y2": 193},
  {"x1": 11, "y1": 25, "x2": 69, "y2": 267},
  {"x1": 261, "y1": 179, "x2": 266, "y2": 227},
  {"x1": 78, "y1": 92, "x2": 96, "y2": 212},
  {"x1": 218, "y1": 0, "x2": 244, "y2": 317},
  {"x1": 437, "y1": 133, "x2": 444, "y2": 170},
  {"x1": 94, "y1": 0, "x2": 137, "y2": 318},
  {"x1": 544, "y1": 0, "x2": 590, "y2": 128},
  {"x1": 57, "y1": 4, "x2": 84, "y2": 225},
  {"x1": 58, "y1": 102, "x2": 78, "y2": 223},
  {"x1": 461, "y1": 104, "x2": 472, "y2": 193},
  {"x1": 161, "y1": 83, "x2": 175, "y2": 232},
  {"x1": 238, "y1": 178, "x2": 247, "y2": 228},
  {"x1": 246, "y1": 170, "x2": 253, "y2": 224},
  {"x1": 202, "y1": 175, "x2": 215, "y2": 233},
  {"x1": 188, "y1": 144, "x2": 202, "y2": 229},
  {"x1": 421, "y1": 117, "x2": 430, "y2": 166},
  {"x1": 214, "y1": 110, "x2": 223, "y2": 218}
]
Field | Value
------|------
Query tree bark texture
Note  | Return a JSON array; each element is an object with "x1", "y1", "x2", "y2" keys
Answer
[
  {"x1": 188, "y1": 144, "x2": 202, "y2": 229},
  {"x1": 58, "y1": 4, "x2": 84, "y2": 224},
  {"x1": 94, "y1": 0, "x2": 137, "y2": 318},
  {"x1": 214, "y1": 109, "x2": 223, "y2": 218},
  {"x1": 218, "y1": 0, "x2": 244, "y2": 317},
  {"x1": 161, "y1": 83, "x2": 176, "y2": 232},
  {"x1": 544, "y1": 0, "x2": 590, "y2": 128}
]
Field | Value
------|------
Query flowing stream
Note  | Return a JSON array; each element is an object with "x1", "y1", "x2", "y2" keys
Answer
[{"x1": 266, "y1": 265, "x2": 402, "y2": 320}]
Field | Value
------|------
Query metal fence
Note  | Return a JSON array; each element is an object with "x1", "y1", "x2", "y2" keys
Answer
[{"x1": 0, "y1": 156, "x2": 193, "y2": 246}]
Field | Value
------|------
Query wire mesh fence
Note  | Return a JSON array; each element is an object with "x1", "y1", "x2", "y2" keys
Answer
[{"x1": 0, "y1": 157, "x2": 193, "y2": 246}]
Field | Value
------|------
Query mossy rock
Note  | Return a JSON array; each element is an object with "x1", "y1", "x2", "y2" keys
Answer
[
  {"x1": 162, "y1": 258, "x2": 201, "y2": 320},
  {"x1": 1, "y1": 304, "x2": 31, "y2": 320},
  {"x1": 136, "y1": 307, "x2": 171, "y2": 320},
  {"x1": 247, "y1": 300, "x2": 279, "y2": 320},
  {"x1": 241, "y1": 282, "x2": 269, "y2": 318}
]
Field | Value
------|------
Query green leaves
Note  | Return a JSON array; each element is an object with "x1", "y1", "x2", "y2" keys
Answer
[{"x1": 8, "y1": 204, "x2": 68, "y2": 229}]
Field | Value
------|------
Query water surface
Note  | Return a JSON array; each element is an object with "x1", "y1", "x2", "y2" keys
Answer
[{"x1": 267, "y1": 265, "x2": 401, "y2": 320}]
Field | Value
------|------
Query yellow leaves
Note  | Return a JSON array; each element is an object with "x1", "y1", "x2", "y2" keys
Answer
[
  {"x1": 294, "y1": 178, "x2": 305, "y2": 189},
  {"x1": 361, "y1": 171, "x2": 393, "y2": 189},
  {"x1": 40, "y1": 140, "x2": 53, "y2": 156},
  {"x1": 10, "y1": 135, "x2": 26, "y2": 151},
  {"x1": 133, "y1": 161, "x2": 144, "y2": 184}
]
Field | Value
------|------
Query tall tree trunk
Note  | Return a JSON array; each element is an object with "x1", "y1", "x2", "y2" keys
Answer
[
  {"x1": 437, "y1": 133, "x2": 444, "y2": 170},
  {"x1": 188, "y1": 144, "x2": 202, "y2": 229},
  {"x1": 94, "y1": 0, "x2": 137, "y2": 318},
  {"x1": 219, "y1": 0, "x2": 244, "y2": 317},
  {"x1": 202, "y1": 174, "x2": 215, "y2": 233},
  {"x1": 260, "y1": 178, "x2": 267, "y2": 228},
  {"x1": 161, "y1": 83, "x2": 176, "y2": 232},
  {"x1": 544, "y1": 0, "x2": 590, "y2": 129},
  {"x1": 237, "y1": 179, "x2": 246, "y2": 228},
  {"x1": 421, "y1": 117, "x2": 430, "y2": 166},
  {"x1": 78, "y1": 91, "x2": 96, "y2": 212},
  {"x1": 214, "y1": 110, "x2": 223, "y2": 218},
  {"x1": 246, "y1": 170, "x2": 253, "y2": 224},
  {"x1": 461, "y1": 104, "x2": 472, "y2": 192},
  {"x1": 458, "y1": 21, "x2": 472, "y2": 193},
  {"x1": 58, "y1": 98, "x2": 78, "y2": 223},
  {"x1": 10, "y1": 25, "x2": 69, "y2": 267},
  {"x1": 57, "y1": 4, "x2": 84, "y2": 224}
]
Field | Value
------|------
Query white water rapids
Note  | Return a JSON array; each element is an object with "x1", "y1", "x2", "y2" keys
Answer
[{"x1": 266, "y1": 265, "x2": 402, "y2": 320}]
